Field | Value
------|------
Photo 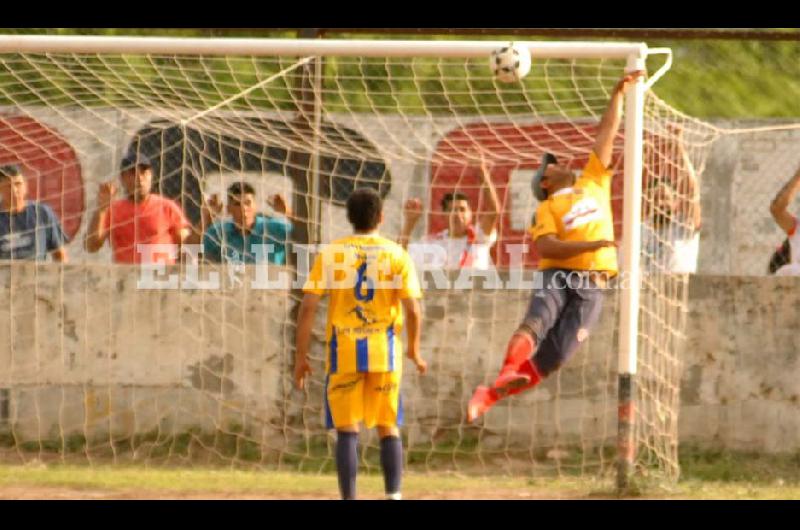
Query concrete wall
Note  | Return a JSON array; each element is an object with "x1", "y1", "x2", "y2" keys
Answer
[
  {"x1": 681, "y1": 275, "x2": 800, "y2": 452},
  {"x1": 0, "y1": 262, "x2": 294, "y2": 448},
  {"x1": 0, "y1": 262, "x2": 798, "y2": 455}
]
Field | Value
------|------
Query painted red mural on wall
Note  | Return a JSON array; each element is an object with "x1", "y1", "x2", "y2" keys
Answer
[{"x1": 0, "y1": 116, "x2": 84, "y2": 240}]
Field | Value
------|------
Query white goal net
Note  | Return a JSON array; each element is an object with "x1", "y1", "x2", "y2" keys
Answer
[{"x1": 0, "y1": 37, "x2": 729, "y2": 483}]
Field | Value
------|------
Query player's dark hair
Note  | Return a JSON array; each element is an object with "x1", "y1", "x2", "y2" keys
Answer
[
  {"x1": 227, "y1": 181, "x2": 256, "y2": 200},
  {"x1": 441, "y1": 191, "x2": 469, "y2": 212},
  {"x1": 0, "y1": 164, "x2": 22, "y2": 180},
  {"x1": 768, "y1": 238, "x2": 791, "y2": 274},
  {"x1": 346, "y1": 188, "x2": 382, "y2": 232}
]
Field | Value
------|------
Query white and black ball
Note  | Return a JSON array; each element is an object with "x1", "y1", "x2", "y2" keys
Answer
[{"x1": 490, "y1": 43, "x2": 532, "y2": 83}]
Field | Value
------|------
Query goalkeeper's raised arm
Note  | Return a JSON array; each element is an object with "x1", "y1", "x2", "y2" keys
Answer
[{"x1": 592, "y1": 70, "x2": 645, "y2": 167}]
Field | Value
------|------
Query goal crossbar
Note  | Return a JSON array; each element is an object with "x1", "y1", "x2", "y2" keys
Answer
[{"x1": 0, "y1": 36, "x2": 648, "y2": 60}]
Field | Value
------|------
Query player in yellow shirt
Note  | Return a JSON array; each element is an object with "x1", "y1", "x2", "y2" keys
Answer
[
  {"x1": 295, "y1": 188, "x2": 427, "y2": 500},
  {"x1": 467, "y1": 70, "x2": 644, "y2": 422}
]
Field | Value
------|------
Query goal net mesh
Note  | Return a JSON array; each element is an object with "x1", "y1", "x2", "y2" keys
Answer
[{"x1": 0, "y1": 46, "x2": 724, "y2": 481}]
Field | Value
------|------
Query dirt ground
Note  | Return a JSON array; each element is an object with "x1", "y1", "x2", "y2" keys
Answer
[{"x1": 0, "y1": 485, "x2": 599, "y2": 500}]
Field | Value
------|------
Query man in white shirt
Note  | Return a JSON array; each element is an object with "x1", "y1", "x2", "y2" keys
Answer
[
  {"x1": 641, "y1": 179, "x2": 701, "y2": 273},
  {"x1": 769, "y1": 164, "x2": 800, "y2": 276},
  {"x1": 400, "y1": 156, "x2": 500, "y2": 271},
  {"x1": 641, "y1": 126, "x2": 702, "y2": 274}
]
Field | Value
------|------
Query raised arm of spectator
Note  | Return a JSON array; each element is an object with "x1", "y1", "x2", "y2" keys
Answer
[
  {"x1": 84, "y1": 181, "x2": 116, "y2": 253},
  {"x1": 268, "y1": 193, "x2": 296, "y2": 223},
  {"x1": 478, "y1": 154, "x2": 501, "y2": 236},
  {"x1": 592, "y1": 70, "x2": 645, "y2": 168},
  {"x1": 185, "y1": 194, "x2": 223, "y2": 245},
  {"x1": 399, "y1": 198, "x2": 423, "y2": 250},
  {"x1": 674, "y1": 129, "x2": 702, "y2": 231},
  {"x1": 770, "y1": 166, "x2": 800, "y2": 234}
]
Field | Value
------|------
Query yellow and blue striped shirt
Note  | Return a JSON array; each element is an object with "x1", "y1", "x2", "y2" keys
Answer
[{"x1": 303, "y1": 234, "x2": 422, "y2": 374}]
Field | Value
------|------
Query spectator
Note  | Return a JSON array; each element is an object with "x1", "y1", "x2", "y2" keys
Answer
[
  {"x1": 0, "y1": 164, "x2": 68, "y2": 262},
  {"x1": 400, "y1": 155, "x2": 500, "y2": 270},
  {"x1": 85, "y1": 153, "x2": 190, "y2": 264},
  {"x1": 200, "y1": 182, "x2": 293, "y2": 265},
  {"x1": 641, "y1": 127, "x2": 702, "y2": 273},
  {"x1": 769, "y1": 165, "x2": 800, "y2": 275}
]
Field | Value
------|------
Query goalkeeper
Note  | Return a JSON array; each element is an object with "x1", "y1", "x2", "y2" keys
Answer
[{"x1": 468, "y1": 71, "x2": 644, "y2": 422}]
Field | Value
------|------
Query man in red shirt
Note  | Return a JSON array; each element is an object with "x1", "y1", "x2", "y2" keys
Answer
[{"x1": 85, "y1": 153, "x2": 190, "y2": 264}]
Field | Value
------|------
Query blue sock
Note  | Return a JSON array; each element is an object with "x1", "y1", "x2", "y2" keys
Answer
[
  {"x1": 380, "y1": 435, "x2": 403, "y2": 496},
  {"x1": 336, "y1": 431, "x2": 359, "y2": 500}
]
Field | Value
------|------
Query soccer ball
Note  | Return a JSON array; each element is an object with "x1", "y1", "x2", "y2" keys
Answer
[{"x1": 490, "y1": 43, "x2": 531, "y2": 83}]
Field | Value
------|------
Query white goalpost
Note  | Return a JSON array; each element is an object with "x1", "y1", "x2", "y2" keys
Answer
[
  {"x1": 0, "y1": 35, "x2": 719, "y2": 488},
  {"x1": 617, "y1": 51, "x2": 646, "y2": 490}
]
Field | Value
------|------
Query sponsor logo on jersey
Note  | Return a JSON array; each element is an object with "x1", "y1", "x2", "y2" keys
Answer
[{"x1": 562, "y1": 197, "x2": 603, "y2": 230}]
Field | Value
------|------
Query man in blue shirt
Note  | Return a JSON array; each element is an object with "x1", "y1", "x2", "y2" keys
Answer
[
  {"x1": 0, "y1": 164, "x2": 68, "y2": 262},
  {"x1": 202, "y1": 182, "x2": 293, "y2": 265}
]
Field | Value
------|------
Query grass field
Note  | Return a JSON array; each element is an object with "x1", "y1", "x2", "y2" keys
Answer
[{"x1": 1, "y1": 449, "x2": 799, "y2": 499}]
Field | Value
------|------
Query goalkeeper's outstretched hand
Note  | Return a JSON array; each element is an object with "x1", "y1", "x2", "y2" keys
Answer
[{"x1": 616, "y1": 70, "x2": 646, "y2": 94}]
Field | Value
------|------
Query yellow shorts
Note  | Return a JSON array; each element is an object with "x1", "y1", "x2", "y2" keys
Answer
[{"x1": 324, "y1": 371, "x2": 403, "y2": 430}]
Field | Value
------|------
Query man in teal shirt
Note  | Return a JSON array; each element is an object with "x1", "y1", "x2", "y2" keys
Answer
[{"x1": 202, "y1": 182, "x2": 293, "y2": 265}]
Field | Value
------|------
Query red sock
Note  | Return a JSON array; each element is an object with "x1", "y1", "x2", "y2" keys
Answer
[
  {"x1": 499, "y1": 333, "x2": 536, "y2": 374},
  {"x1": 488, "y1": 361, "x2": 544, "y2": 405},
  {"x1": 478, "y1": 334, "x2": 540, "y2": 410},
  {"x1": 505, "y1": 360, "x2": 543, "y2": 397}
]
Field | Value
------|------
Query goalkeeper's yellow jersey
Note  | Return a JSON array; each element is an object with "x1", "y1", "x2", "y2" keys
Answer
[
  {"x1": 303, "y1": 234, "x2": 422, "y2": 374},
  {"x1": 529, "y1": 151, "x2": 618, "y2": 275}
]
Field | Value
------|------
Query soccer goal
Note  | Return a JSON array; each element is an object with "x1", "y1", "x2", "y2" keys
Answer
[{"x1": 0, "y1": 36, "x2": 719, "y2": 489}]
